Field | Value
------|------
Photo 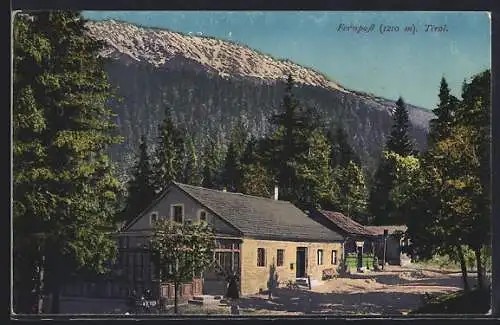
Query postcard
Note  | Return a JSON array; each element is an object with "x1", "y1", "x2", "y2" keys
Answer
[{"x1": 11, "y1": 10, "x2": 491, "y2": 316}]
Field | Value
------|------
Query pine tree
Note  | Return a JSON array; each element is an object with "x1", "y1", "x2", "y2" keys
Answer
[
  {"x1": 122, "y1": 135, "x2": 155, "y2": 222},
  {"x1": 152, "y1": 106, "x2": 184, "y2": 192},
  {"x1": 326, "y1": 127, "x2": 360, "y2": 169},
  {"x1": 221, "y1": 142, "x2": 240, "y2": 192},
  {"x1": 201, "y1": 137, "x2": 222, "y2": 189},
  {"x1": 182, "y1": 134, "x2": 202, "y2": 186},
  {"x1": 428, "y1": 77, "x2": 459, "y2": 144},
  {"x1": 240, "y1": 135, "x2": 258, "y2": 167},
  {"x1": 240, "y1": 163, "x2": 274, "y2": 198},
  {"x1": 269, "y1": 74, "x2": 317, "y2": 202},
  {"x1": 368, "y1": 156, "x2": 395, "y2": 225},
  {"x1": 369, "y1": 97, "x2": 415, "y2": 224},
  {"x1": 220, "y1": 121, "x2": 248, "y2": 192},
  {"x1": 386, "y1": 97, "x2": 414, "y2": 156},
  {"x1": 13, "y1": 12, "x2": 123, "y2": 313},
  {"x1": 239, "y1": 136, "x2": 274, "y2": 197}
]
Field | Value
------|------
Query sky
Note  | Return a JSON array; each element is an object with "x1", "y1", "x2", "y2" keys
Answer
[{"x1": 82, "y1": 11, "x2": 491, "y2": 110}]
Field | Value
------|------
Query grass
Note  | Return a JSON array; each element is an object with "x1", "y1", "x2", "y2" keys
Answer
[
  {"x1": 411, "y1": 255, "x2": 462, "y2": 271},
  {"x1": 409, "y1": 287, "x2": 490, "y2": 315},
  {"x1": 345, "y1": 254, "x2": 374, "y2": 271}
]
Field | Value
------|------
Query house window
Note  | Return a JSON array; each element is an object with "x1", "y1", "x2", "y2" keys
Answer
[
  {"x1": 257, "y1": 248, "x2": 266, "y2": 267},
  {"x1": 215, "y1": 252, "x2": 238, "y2": 273},
  {"x1": 199, "y1": 210, "x2": 207, "y2": 222},
  {"x1": 171, "y1": 205, "x2": 184, "y2": 223},
  {"x1": 277, "y1": 249, "x2": 284, "y2": 267},
  {"x1": 332, "y1": 250, "x2": 338, "y2": 265},
  {"x1": 150, "y1": 212, "x2": 158, "y2": 225},
  {"x1": 317, "y1": 249, "x2": 324, "y2": 265},
  {"x1": 234, "y1": 252, "x2": 240, "y2": 273}
]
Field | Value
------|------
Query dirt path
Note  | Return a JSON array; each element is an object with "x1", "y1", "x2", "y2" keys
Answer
[{"x1": 236, "y1": 265, "x2": 476, "y2": 315}]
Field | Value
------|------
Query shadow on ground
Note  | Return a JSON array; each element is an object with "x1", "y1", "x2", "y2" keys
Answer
[
  {"x1": 237, "y1": 287, "x2": 424, "y2": 315},
  {"x1": 346, "y1": 271, "x2": 477, "y2": 289}
]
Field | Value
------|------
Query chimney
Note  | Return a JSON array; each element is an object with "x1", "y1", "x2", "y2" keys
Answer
[{"x1": 274, "y1": 185, "x2": 279, "y2": 200}]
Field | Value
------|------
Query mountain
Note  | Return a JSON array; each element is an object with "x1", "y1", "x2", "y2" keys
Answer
[{"x1": 85, "y1": 19, "x2": 435, "y2": 174}]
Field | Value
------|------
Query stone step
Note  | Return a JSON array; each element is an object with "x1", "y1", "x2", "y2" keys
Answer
[
  {"x1": 192, "y1": 294, "x2": 221, "y2": 301},
  {"x1": 189, "y1": 295, "x2": 223, "y2": 305},
  {"x1": 295, "y1": 279, "x2": 309, "y2": 286}
]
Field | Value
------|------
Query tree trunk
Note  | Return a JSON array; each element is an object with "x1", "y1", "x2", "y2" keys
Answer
[
  {"x1": 36, "y1": 255, "x2": 46, "y2": 314},
  {"x1": 474, "y1": 246, "x2": 484, "y2": 289},
  {"x1": 456, "y1": 245, "x2": 470, "y2": 291},
  {"x1": 174, "y1": 282, "x2": 179, "y2": 314}
]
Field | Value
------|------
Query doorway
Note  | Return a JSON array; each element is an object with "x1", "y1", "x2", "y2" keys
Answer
[{"x1": 296, "y1": 247, "x2": 307, "y2": 278}]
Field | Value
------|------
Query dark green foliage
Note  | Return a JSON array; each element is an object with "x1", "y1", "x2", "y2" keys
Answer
[
  {"x1": 267, "y1": 74, "x2": 322, "y2": 204},
  {"x1": 386, "y1": 97, "x2": 415, "y2": 156},
  {"x1": 240, "y1": 135, "x2": 258, "y2": 167},
  {"x1": 201, "y1": 137, "x2": 223, "y2": 189},
  {"x1": 368, "y1": 158, "x2": 395, "y2": 225},
  {"x1": 326, "y1": 127, "x2": 361, "y2": 169},
  {"x1": 294, "y1": 130, "x2": 332, "y2": 210},
  {"x1": 369, "y1": 96, "x2": 415, "y2": 225},
  {"x1": 221, "y1": 121, "x2": 248, "y2": 192},
  {"x1": 181, "y1": 133, "x2": 202, "y2": 186},
  {"x1": 405, "y1": 69, "x2": 491, "y2": 290},
  {"x1": 239, "y1": 135, "x2": 274, "y2": 197},
  {"x1": 229, "y1": 119, "x2": 248, "y2": 159},
  {"x1": 409, "y1": 288, "x2": 490, "y2": 314},
  {"x1": 428, "y1": 77, "x2": 459, "y2": 144},
  {"x1": 151, "y1": 106, "x2": 185, "y2": 192},
  {"x1": 121, "y1": 135, "x2": 155, "y2": 222},
  {"x1": 13, "y1": 11, "x2": 123, "y2": 313},
  {"x1": 221, "y1": 142, "x2": 241, "y2": 192},
  {"x1": 104, "y1": 60, "x2": 430, "y2": 181},
  {"x1": 330, "y1": 160, "x2": 369, "y2": 223}
]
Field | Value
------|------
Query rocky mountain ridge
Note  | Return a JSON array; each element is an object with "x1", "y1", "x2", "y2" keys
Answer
[
  {"x1": 87, "y1": 20, "x2": 351, "y2": 93},
  {"x1": 83, "y1": 19, "x2": 435, "y2": 173}
]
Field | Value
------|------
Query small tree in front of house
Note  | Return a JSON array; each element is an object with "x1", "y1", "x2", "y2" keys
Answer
[{"x1": 150, "y1": 219, "x2": 215, "y2": 314}]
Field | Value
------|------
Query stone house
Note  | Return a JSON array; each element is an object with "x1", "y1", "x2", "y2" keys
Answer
[{"x1": 114, "y1": 182, "x2": 344, "y2": 297}]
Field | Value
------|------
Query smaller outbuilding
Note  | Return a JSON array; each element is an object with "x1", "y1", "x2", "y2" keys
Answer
[{"x1": 365, "y1": 225, "x2": 410, "y2": 266}]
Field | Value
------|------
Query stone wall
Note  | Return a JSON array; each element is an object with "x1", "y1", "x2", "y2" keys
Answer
[{"x1": 240, "y1": 238, "x2": 343, "y2": 295}]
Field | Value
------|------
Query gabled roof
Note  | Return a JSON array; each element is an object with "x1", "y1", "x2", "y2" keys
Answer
[
  {"x1": 365, "y1": 225, "x2": 408, "y2": 236},
  {"x1": 124, "y1": 181, "x2": 343, "y2": 242},
  {"x1": 314, "y1": 210, "x2": 375, "y2": 238},
  {"x1": 174, "y1": 183, "x2": 344, "y2": 242}
]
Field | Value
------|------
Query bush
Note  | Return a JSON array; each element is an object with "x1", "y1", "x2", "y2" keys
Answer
[
  {"x1": 410, "y1": 287, "x2": 490, "y2": 314},
  {"x1": 336, "y1": 258, "x2": 348, "y2": 276}
]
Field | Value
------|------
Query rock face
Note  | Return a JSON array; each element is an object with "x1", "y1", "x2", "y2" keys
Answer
[
  {"x1": 87, "y1": 20, "x2": 349, "y2": 93},
  {"x1": 84, "y1": 19, "x2": 435, "y2": 172}
]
